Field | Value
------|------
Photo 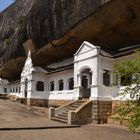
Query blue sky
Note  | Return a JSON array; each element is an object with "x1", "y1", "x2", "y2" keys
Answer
[{"x1": 0, "y1": 0, "x2": 14, "y2": 12}]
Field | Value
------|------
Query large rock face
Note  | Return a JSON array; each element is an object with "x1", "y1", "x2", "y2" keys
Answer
[
  {"x1": 0, "y1": 0, "x2": 105, "y2": 62},
  {"x1": 27, "y1": 0, "x2": 105, "y2": 48},
  {"x1": 0, "y1": 0, "x2": 140, "y2": 80},
  {"x1": 0, "y1": 0, "x2": 107, "y2": 80},
  {"x1": 0, "y1": 0, "x2": 35, "y2": 63}
]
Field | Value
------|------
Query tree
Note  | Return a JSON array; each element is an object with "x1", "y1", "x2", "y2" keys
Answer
[{"x1": 113, "y1": 50, "x2": 140, "y2": 132}]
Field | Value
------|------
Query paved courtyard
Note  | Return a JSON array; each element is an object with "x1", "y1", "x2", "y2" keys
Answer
[{"x1": 0, "y1": 99, "x2": 139, "y2": 140}]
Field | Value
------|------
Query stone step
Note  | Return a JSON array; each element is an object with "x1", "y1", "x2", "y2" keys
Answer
[
  {"x1": 50, "y1": 100, "x2": 89, "y2": 124},
  {"x1": 52, "y1": 117, "x2": 68, "y2": 124},
  {"x1": 69, "y1": 107, "x2": 78, "y2": 111},
  {"x1": 71, "y1": 104, "x2": 81, "y2": 108},
  {"x1": 71, "y1": 104, "x2": 80, "y2": 107},
  {"x1": 61, "y1": 112, "x2": 68, "y2": 116},
  {"x1": 74, "y1": 101, "x2": 84, "y2": 104},
  {"x1": 58, "y1": 113, "x2": 68, "y2": 118},
  {"x1": 0, "y1": 94, "x2": 8, "y2": 100},
  {"x1": 56, "y1": 114, "x2": 68, "y2": 120},
  {"x1": 62, "y1": 110, "x2": 68, "y2": 114},
  {"x1": 69, "y1": 106, "x2": 79, "y2": 109},
  {"x1": 77, "y1": 100, "x2": 86, "y2": 103}
]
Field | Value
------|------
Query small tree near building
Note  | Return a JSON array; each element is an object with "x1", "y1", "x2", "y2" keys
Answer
[{"x1": 113, "y1": 50, "x2": 140, "y2": 132}]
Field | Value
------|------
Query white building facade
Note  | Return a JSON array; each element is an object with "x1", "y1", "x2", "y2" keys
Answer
[{"x1": 0, "y1": 41, "x2": 132, "y2": 107}]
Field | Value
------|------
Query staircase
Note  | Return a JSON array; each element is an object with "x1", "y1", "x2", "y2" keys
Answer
[
  {"x1": 0, "y1": 94, "x2": 8, "y2": 100},
  {"x1": 49, "y1": 100, "x2": 92, "y2": 125}
]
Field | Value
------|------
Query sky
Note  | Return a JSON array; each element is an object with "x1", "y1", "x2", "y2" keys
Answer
[{"x1": 0, "y1": 0, "x2": 14, "y2": 12}]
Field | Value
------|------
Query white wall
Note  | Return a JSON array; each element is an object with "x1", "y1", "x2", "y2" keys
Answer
[
  {"x1": 98, "y1": 55, "x2": 115, "y2": 100},
  {"x1": 0, "y1": 82, "x2": 20, "y2": 96},
  {"x1": 30, "y1": 69, "x2": 75, "y2": 100},
  {"x1": 98, "y1": 54, "x2": 135, "y2": 101},
  {"x1": 20, "y1": 74, "x2": 33, "y2": 98},
  {"x1": 8, "y1": 82, "x2": 21, "y2": 97},
  {"x1": 0, "y1": 43, "x2": 134, "y2": 102},
  {"x1": 0, "y1": 85, "x2": 9, "y2": 94},
  {"x1": 74, "y1": 41, "x2": 100, "y2": 100},
  {"x1": 0, "y1": 85, "x2": 2, "y2": 93}
]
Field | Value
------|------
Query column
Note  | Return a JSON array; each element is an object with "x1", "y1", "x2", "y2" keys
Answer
[
  {"x1": 90, "y1": 64, "x2": 99, "y2": 100},
  {"x1": 73, "y1": 73, "x2": 81, "y2": 100}
]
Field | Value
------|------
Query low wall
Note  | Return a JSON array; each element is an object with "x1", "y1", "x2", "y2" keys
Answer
[
  {"x1": 0, "y1": 94, "x2": 9, "y2": 100},
  {"x1": 112, "y1": 100, "x2": 123, "y2": 111},
  {"x1": 108, "y1": 100, "x2": 129, "y2": 126},
  {"x1": 48, "y1": 100, "x2": 72, "y2": 107},
  {"x1": 92, "y1": 100, "x2": 112, "y2": 124},
  {"x1": 18, "y1": 98, "x2": 72, "y2": 107},
  {"x1": 72, "y1": 101, "x2": 92, "y2": 125}
]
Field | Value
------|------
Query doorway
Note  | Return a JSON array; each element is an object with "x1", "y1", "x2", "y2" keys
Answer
[
  {"x1": 80, "y1": 68, "x2": 92, "y2": 98},
  {"x1": 24, "y1": 79, "x2": 28, "y2": 98}
]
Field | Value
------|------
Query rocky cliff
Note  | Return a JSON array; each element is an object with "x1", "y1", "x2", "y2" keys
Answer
[
  {"x1": 0, "y1": 0, "x2": 140, "y2": 80},
  {"x1": 0, "y1": 0, "x2": 108, "y2": 80}
]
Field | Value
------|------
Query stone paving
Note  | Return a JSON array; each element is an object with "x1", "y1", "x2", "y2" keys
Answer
[
  {"x1": 0, "y1": 99, "x2": 139, "y2": 140},
  {"x1": 0, "y1": 99, "x2": 66, "y2": 128}
]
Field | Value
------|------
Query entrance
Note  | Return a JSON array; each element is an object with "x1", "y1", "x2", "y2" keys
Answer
[
  {"x1": 80, "y1": 68, "x2": 92, "y2": 98},
  {"x1": 24, "y1": 79, "x2": 28, "y2": 98}
]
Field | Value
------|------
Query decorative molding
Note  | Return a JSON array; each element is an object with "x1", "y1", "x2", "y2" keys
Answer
[
  {"x1": 74, "y1": 55, "x2": 98, "y2": 63},
  {"x1": 74, "y1": 41, "x2": 100, "y2": 56}
]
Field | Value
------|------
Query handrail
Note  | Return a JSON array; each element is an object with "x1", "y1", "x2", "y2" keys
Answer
[
  {"x1": 56, "y1": 100, "x2": 76, "y2": 110},
  {"x1": 55, "y1": 100, "x2": 77, "y2": 115},
  {"x1": 74, "y1": 100, "x2": 92, "y2": 113},
  {"x1": 68, "y1": 100, "x2": 92, "y2": 125}
]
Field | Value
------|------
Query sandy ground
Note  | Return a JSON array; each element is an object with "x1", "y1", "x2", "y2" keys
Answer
[{"x1": 0, "y1": 99, "x2": 139, "y2": 140}]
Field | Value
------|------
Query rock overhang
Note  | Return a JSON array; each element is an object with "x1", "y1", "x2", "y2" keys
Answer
[{"x1": 0, "y1": 0, "x2": 140, "y2": 80}]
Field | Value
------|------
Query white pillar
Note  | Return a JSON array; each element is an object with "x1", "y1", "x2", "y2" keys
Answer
[
  {"x1": 90, "y1": 58, "x2": 99, "y2": 100},
  {"x1": 78, "y1": 73, "x2": 81, "y2": 87}
]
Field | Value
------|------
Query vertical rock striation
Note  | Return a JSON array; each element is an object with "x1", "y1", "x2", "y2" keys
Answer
[{"x1": 0, "y1": 0, "x2": 108, "y2": 80}]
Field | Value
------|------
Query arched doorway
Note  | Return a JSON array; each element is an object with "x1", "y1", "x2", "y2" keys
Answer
[
  {"x1": 80, "y1": 68, "x2": 92, "y2": 98},
  {"x1": 24, "y1": 79, "x2": 28, "y2": 98}
]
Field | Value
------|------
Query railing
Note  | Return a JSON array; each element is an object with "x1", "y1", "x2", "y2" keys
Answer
[
  {"x1": 49, "y1": 100, "x2": 77, "y2": 119},
  {"x1": 68, "y1": 100, "x2": 92, "y2": 125},
  {"x1": 49, "y1": 100, "x2": 93, "y2": 125}
]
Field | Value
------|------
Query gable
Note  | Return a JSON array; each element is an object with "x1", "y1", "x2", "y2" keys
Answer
[
  {"x1": 21, "y1": 51, "x2": 34, "y2": 77},
  {"x1": 75, "y1": 41, "x2": 98, "y2": 55}
]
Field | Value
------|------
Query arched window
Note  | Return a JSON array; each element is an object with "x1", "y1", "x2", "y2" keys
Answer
[
  {"x1": 4, "y1": 88, "x2": 7, "y2": 93},
  {"x1": 50, "y1": 81, "x2": 55, "y2": 91},
  {"x1": 10, "y1": 88, "x2": 12, "y2": 93},
  {"x1": 68, "y1": 78, "x2": 74, "y2": 90},
  {"x1": 103, "y1": 70, "x2": 110, "y2": 86},
  {"x1": 19, "y1": 87, "x2": 20, "y2": 93},
  {"x1": 81, "y1": 76, "x2": 88, "y2": 88},
  {"x1": 58, "y1": 80, "x2": 64, "y2": 91},
  {"x1": 13, "y1": 88, "x2": 15, "y2": 93},
  {"x1": 16, "y1": 87, "x2": 18, "y2": 93},
  {"x1": 36, "y1": 81, "x2": 44, "y2": 91}
]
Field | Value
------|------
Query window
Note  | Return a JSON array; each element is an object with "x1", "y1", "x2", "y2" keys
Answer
[
  {"x1": 113, "y1": 73, "x2": 119, "y2": 86},
  {"x1": 50, "y1": 81, "x2": 55, "y2": 91},
  {"x1": 103, "y1": 70, "x2": 110, "y2": 86},
  {"x1": 16, "y1": 87, "x2": 18, "y2": 93},
  {"x1": 19, "y1": 87, "x2": 20, "y2": 93},
  {"x1": 82, "y1": 76, "x2": 88, "y2": 88},
  {"x1": 68, "y1": 78, "x2": 74, "y2": 90},
  {"x1": 121, "y1": 75, "x2": 132, "y2": 86},
  {"x1": 58, "y1": 80, "x2": 64, "y2": 91},
  {"x1": 36, "y1": 81, "x2": 44, "y2": 91},
  {"x1": 4, "y1": 88, "x2": 7, "y2": 93}
]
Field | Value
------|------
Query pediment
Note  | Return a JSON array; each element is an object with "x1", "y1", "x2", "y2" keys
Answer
[{"x1": 75, "y1": 41, "x2": 98, "y2": 55}]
